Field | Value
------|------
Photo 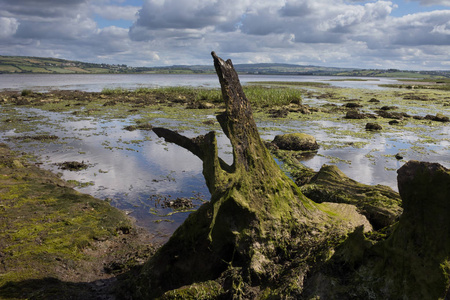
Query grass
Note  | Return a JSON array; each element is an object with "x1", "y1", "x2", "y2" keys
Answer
[{"x1": 100, "y1": 85, "x2": 303, "y2": 108}]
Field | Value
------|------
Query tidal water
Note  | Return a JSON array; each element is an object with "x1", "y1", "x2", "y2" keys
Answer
[
  {"x1": 0, "y1": 73, "x2": 399, "y2": 92},
  {"x1": 1, "y1": 74, "x2": 448, "y2": 242}
]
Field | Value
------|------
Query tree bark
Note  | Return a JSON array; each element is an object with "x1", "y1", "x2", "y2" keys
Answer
[{"x1": 135, "y1": 52, "x2": 364, "y2": 299}]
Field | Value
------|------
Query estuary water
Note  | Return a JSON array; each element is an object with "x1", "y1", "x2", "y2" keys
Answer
[
  {"x1": 0, "y1": 73, "x2": 399, "y2": 92},
  {"x1": 1, "y1": 73, "x2": 448, "y2": 242}
]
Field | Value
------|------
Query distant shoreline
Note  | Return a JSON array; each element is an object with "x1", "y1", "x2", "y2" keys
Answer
[{"x1": 1, "y1": 55, "x2": 449, "y2": 78}]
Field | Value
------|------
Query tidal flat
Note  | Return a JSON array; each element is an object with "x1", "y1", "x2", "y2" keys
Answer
[
  {"x1": 0, "y1": 84, "x2": 449, "y2": 238},
  {"x1": 0, "y1": 81, "x2": 449, "y2": 298}
]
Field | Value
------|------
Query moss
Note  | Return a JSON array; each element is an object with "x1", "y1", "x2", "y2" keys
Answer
[
  {"x1": 301, "y1": 165, "x2": 402, "y2": 230},
  {"x1": 160, "y1": 281, "x2": 224, "y2": 299},
  {"x1": 0, "y1": 144, "x2": 142, "y2": 297},
  {"x1": 135, "y1": 53, "x2": 380, "y2": 299}
]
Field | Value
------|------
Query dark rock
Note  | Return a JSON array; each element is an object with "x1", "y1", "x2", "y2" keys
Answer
[
  {"x1": 344, "y1": 103, "x2": 363, "y2": 108},
  {"x1": 376, "y1": 110, "x2": 410, "y2": 120},
  {"x1": 395, "y1": 153, "x2": 403, "y2": 160},
  {"x1": 368, "y1": 98, "x2": 380, "y2": 103},
  {"x1": 345, "y1": 110, "x2": 366, "y2": 119},
  {"x1": 365, "y1": 123, "x2": 382, "y2": 131},
  {"x1": 424, "y1": 113, "x2": 449, "y2": 122},
  {"x1": 389, "y1": 120, "x2": 401, "y2": 125},
  {"x1": 380, "y1": 105, "x2": 398, "y2": 111},
  {"x1": 272, "y1": 133, "x2": 319, "y2": 151},
  {"x1": 56, "y1": 161, "x2": 90, "y2": 171},
  {"x1": 377, "y1": 161, "x2": 450, "y2": 298}
]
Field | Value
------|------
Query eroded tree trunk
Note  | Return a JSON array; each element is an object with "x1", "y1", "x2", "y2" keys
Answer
[{"x1": 135, "y1": 53, "x2": 367, "y2": 299}]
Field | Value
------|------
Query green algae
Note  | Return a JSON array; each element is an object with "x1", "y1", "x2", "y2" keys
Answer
[{"x1": 0, "y1": 143, "x2": 153, "y2": 298}]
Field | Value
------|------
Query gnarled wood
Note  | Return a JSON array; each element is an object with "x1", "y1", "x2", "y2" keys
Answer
[{"x1": 135, "y1": 52, "x2": 368, "y2": 299}]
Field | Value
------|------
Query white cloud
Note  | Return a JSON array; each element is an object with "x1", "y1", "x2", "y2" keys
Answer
[
  {"x1": 0, "y1": 0, "x2": 449, "y2": 70},
  {"x1": 0, "y1": 17, "x2": 19, "y2": 38}
]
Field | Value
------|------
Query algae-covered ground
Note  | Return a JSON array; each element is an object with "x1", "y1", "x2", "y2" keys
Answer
[
  {"x1": 0, "y1": 143, "x2": 155, "y2": 299},
  {"x1": 0, "y1": 81, "x2": 449, "y2": 298}
]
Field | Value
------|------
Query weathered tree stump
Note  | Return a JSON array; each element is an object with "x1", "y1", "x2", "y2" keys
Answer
[{"x1": 133, "y1": 53, "x2": 370, "y2": 298}]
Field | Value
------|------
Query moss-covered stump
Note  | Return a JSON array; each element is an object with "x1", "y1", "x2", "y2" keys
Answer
[
  {"x1": 301, "y1": 165, "x2": 402, "y2": 230},
  {"x1": 372, "y1": 161, "x2": 450, "y2": 299},
  {"x1": 133, "y1": 53, "x2": 372, "y2": 299},
  {"x1": 303, "y1": 161, "x2": 450, "y2": 299},
  {"x1": 272, "y1": 133, "x2": 319, "y2": 151},
  {"x1": 0, "y1": 143, "x2": 154, "y2": 299}
]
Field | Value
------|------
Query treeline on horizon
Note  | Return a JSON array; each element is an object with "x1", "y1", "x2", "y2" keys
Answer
[{"x1": 0, "y1": 55, "x2": 449, "y2": 78}]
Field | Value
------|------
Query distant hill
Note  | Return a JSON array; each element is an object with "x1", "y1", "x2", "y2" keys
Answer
[{"x1": 1, "y1": 55, "x2": 449, "y2": 78}]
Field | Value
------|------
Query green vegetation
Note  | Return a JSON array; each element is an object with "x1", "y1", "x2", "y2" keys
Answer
[
  {"x1": 380, "y1": 78, "x2": 450, "y2": 91},
  {"x1": 2, "y1": 55, "x2": 450, "y2": 77},
  {"x1": 0, "y1": 56, "x2": 134, "y2": 74},
  {"x1": 0, "y1": 144, "x2": 154, "y2": 299}
]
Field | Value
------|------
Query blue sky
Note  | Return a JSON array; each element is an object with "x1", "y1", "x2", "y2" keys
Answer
[{"x1": 1, "y1": 0, "x2": 449, "y2": 70}]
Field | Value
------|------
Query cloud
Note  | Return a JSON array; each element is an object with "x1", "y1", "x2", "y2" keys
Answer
[
  {"x1": 407, "y1": 0, "x2": 450, "y2": 6},
  {"x1": 383, "y1": 10, "x2": 450, "y2": 46},
  {"x1": 134, "y1": 0, "x2": 249, "y2": 30},
  {"x1": 0, "y1": 0, "x2": 449, "y2": 70},
  {"x1": 0, "y1": 17, "x2": 19, "y2": 38},
  {"x1": 0, "y1": 0, "x2": 88, "y2": 18},
  {"x1": 91, "y1": 4, "x2": 139, "y2": 21}
]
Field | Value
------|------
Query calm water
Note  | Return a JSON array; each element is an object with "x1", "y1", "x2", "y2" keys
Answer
[
  {"x1": 0, "y1": 73, "x2": 399, "y2": 92},
  {"x1": 1, "y1": 74, "x2": 448, "y2": 242}
]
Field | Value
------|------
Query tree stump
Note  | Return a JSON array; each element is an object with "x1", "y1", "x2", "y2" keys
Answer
[{"x1": 134, "y1": 52, "x2": 369, "y2": 299}]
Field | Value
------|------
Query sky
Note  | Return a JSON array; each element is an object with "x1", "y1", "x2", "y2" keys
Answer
[{"x1": 0, "y1": 0, "x2": 450, "y2": 70}]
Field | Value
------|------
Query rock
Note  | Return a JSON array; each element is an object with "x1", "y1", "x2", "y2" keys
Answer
[
  {"x1": 301, "y1": 165, "x2": 402, "y2": 229},
  {"x1": 272, "y1": 133, "x2": 319, "y2": 151},
  {"x1": 375, "y1": 161, "x2": 450, "y2": 299},
  {"x1": 424, "y1": 113, "x2": 449, "y2": 122},
  {"x1": 376, "y1": 110, "x2": 410, "y2": 120},
  {"x1": 302, "y1": 161, "x2": 450, "y2": 299},
  {"x1": 389, "y1": 120, "x2": 401, "y2": 125},
  {"x1": 395, "y1": 153, "x2": 403, "y2": 160},
  {"x1": 344, "y1": 103, "x2": 363, "y2": 108},
  {"x1": 380, "y1": 105, "x2": 398, "y2": 110},
  {"x1": 344, "y1": 110, "x2": 376, "y2": 119},
  {"x1": 365, "y1": 122, "x2": 382, "y2": 131},
  {"x1": 369, "y1": 98, "x2": 380, "y2": 103},
  {"x1": 56, "y1": 161, "x2": 90, "y2": 171}
]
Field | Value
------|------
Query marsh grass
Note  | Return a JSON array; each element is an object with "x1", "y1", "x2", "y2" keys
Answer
[{"x1": 101, "y1": 85, "x2": 303, "y2": 108}]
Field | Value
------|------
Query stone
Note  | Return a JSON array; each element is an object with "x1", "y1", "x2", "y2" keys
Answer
[
  {"x1": 272, "y1": 133, "x2": 319, "y2": 151},
  {"x1": 425, "y1": 113, "x2": 449, "y2": 122},
  {"x1": 365, "y1": 122, "x2": 382, "y2": 131}
]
